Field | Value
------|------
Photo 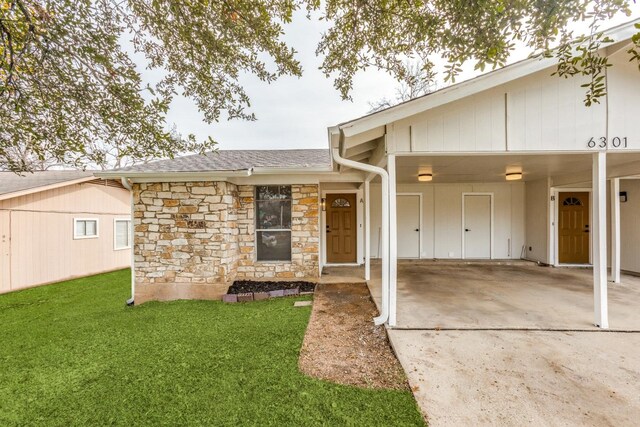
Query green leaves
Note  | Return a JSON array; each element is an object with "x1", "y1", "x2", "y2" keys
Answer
[
  {"x1": 1, "y1": 1, "x2": 638, "y2": 172},
  {"x1": 1, "y1": 0, "x2": 304, "y2": 172},
  {"x1": 314, "y1": 0, "x2": 638, "y2": 106}
]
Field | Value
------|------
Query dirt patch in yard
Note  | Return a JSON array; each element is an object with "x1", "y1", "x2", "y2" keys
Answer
[{"x1": 299, "y1": 282, "x2": 408, "y2": 390}]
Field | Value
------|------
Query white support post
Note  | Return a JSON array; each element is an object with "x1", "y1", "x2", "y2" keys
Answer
[
  {"x1": 364, "y1": 180, "x2": 371, "y2": 281},
  {"x1": 388, "y1": 154, "x2": 398, "y2": 327},
  {"x1": 592, "y1": 152, "x2": 609, "y2": 328},
  {"x1": 610, "y1": 178, "x2": 621, "y2": 284}
]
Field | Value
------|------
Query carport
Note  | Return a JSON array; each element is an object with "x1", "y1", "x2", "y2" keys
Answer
[
  {"x1": 367, "y1": 260, "x2": 640, "y2": 330},
  {"x1": 358, "y1": 151, "x2": 640, "y2": 330}
]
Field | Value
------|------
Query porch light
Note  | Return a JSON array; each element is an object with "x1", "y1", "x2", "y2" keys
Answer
[
  {"x1": 620, "y1": 191, "x2": 628, "y2": 203},
  {"x1": 418, "y1": 173, "x2": 432, "y2": 182},
  {"x1": 505, "y1": 172, "x2": 522, "y2": 181}
]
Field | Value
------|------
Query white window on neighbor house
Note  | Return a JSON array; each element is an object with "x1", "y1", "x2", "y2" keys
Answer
[
  {"x1": 255, "y1": 185, "x2": 292, "y2": 261},
  {"x1": 74, "y1": 218, "x2": 99, "y2": 239},
  {"x1": 114, "y1": 218, "x2": 131, "y2": 250}
]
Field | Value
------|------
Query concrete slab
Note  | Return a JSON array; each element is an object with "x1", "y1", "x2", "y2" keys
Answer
[
  {"x1": 388, "y1": 329, "x2": 640, "y2": 426},
  {"x1": 294, "y1": 301, "x2": 312, "y2": 307},
  {"x1": 320, "y1": 266, "x2": 366, "y2": 284},
  {"x1": 367, "y1": 261, "x2": 640, "y2": 330}
]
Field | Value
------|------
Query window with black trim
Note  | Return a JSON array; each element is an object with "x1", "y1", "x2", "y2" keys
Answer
[
  {"x1": 331, "y1": 197, "x2": 351, "y2": 208},
  {"x1": 562, "y1": 197, "x2": 583, "y2": 206},
  {"x1": 255, "y1": 186, "x2": 292, "y2": 261}
]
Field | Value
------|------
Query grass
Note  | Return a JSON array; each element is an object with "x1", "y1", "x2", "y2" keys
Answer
[{"x1": 0, "y1": 270, "x2": 425, "y2": 426}]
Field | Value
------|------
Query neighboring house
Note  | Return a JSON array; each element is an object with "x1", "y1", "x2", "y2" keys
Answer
[
  {"x1": 0, "y1": 171, "x2": 131, "y2": 293},
  {"x1": 98, "y1": 20, "x2": 640, "y2": 329}
]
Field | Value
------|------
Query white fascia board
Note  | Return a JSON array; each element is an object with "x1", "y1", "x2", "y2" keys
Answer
[
  {"x1": 94, "y1": 170, "x2": 251, "y2": 180},
  {"x1": 339, "y1": 19, "x2": 640, "y2": 138},
  {"x1": 250, "y1": 167, "x2": 333, "y2": 174},
  {"x1": 328, "y1": 126, "x2": 341, "y2": 150},
  {"x1": 0, "y1": 176, "x2": 97, "y2": 201},
  {"x1": 96, "y1": 168, "x2": 358, "y2": 184},
  {"x1": 229, "y1": 171, "x2": 365, "y2": 185}
]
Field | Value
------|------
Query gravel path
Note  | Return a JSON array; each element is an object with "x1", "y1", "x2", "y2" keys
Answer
[{"x1": 299, "y1": 282, "x2": 408, "y2": 390}]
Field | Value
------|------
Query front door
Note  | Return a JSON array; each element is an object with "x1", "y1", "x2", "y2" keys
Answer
[
  {"x1": 558, "y1": 192, "x2": 590, "y2": 264},
  {"x1": 464, "y1": 195, "x2": 491, "y2": 259},
  {"x1": 326, "y1": 193, "x2": 357, "y2": 263},
  {"x1": 397, "y1": 195, "x2": 420, "y2": 258}
]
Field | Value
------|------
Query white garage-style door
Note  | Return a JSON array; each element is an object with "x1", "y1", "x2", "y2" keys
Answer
[
  {"x1": 397, "y1": 194, "x2": 421, "y2": 258},
  {"x1": 463, "y1": 194, "x2": 492, "y2": 259}
]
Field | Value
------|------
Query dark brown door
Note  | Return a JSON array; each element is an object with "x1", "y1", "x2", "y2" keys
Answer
[
  {"x1": 326, "y1": 193, "x2": 357, "y2": 263},
  {"x1": 558, "y1": 192, "x2": 590, "y2": 264}
]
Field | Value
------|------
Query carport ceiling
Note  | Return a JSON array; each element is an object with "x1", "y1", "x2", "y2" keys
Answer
[{"x1": 394, "y1": 152, "x2": 640, "y2": 184}]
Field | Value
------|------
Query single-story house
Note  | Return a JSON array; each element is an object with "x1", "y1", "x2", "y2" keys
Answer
[
  {"x1": 98, "y1": 19, "x2": 640, "y2": 328},
  {"x1": 0, "y1": 171, "x2": 131, "y2": 293}
]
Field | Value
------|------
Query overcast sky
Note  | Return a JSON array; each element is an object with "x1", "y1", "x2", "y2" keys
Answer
[{"x1": 138, "y1": 9, "x2": 640, "y2": 152}]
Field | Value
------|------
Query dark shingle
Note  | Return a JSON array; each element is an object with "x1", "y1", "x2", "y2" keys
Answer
[
  {"x1": 112, "y1": 149, "x2": 331, "y2": 173},
  {"x1": 0, "y1": 171, "x2": 95, "y2": 196}
]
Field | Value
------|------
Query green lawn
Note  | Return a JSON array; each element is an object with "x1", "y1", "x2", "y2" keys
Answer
[{"x1": 0, "y1": 270, "x2": 424, "y2": 426}]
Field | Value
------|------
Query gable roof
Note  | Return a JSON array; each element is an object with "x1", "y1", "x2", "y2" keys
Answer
[
  {"x1": 335, "y1": 18, "x2": 640, "y2": 139},
  {"x1": 0, "y1": 170, "x2": 96, "y2": 200},
  {"x1": 101, "y1": 149, "x2": 332, "y2": 176}
]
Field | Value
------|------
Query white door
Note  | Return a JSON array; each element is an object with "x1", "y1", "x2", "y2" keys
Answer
[
  {"x1": 0, "y1": 211, "x2": 10, "y2": 292},
  {"x1": 464, "y1": 195, "x2": 491, "y2": 259},
  {"x1": 397, "y1": 195, "x2": 420, "y2": 258}
]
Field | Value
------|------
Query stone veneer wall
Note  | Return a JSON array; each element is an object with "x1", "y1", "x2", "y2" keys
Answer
[
  {"x1": 133, "y1": 182, "x2": 240, "y2": 289},
  {"x1": 236, "y1": 184, "x2": 319, "y2": 279},
  {"x1": 132, "y1": 182, "x2": 319, "y2": 301}
]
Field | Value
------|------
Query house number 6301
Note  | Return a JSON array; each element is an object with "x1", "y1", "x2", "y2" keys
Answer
[{"x1": 588, "y1": 136, "x2": 628, "y2": 149}]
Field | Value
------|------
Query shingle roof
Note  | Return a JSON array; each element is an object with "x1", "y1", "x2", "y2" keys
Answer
[
  {"x1": 112, "y1": 149, "x2": 332, "y2": 173},
  {"x1": 0, "y1": 170, "x2": 95, "y2": 197}
]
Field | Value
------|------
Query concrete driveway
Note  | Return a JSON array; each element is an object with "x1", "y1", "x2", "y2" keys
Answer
[
  {"x1": 389, "y1": 329, "x2": 640, "y2": 426},
  {"x1": 362, "y1": 262, "x2": 640, "y2": 425}
]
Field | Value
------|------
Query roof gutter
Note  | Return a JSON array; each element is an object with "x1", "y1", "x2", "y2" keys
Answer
[
  {"x1": 95, "y1": 170, "x2": 254, "y2": 180},
  {"x1": 120, "y1": 177, "x2": 136, "y2": 307},
  {"x1": 331, "y1": 138, "x2": 390, "y2": 326}
]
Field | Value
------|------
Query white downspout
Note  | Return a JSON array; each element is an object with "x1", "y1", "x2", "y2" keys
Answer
[
  {"x1": 331, "y1": 147, "x2": 390, "y2": 326},
  {"x1": 364, "y1": 179, "x2": 371, "y2": 281},
  {"x1": 121, "y1": 177, "x2": 135, "y2": 306}
]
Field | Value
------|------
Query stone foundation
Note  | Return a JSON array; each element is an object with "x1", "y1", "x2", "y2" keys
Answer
[{"x1": 132, "y1": 182, "x2": 319, "y2": 302}]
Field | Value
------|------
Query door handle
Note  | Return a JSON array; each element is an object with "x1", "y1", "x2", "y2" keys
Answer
[
  {"x1": 415, "y1": 229, "x2": 419, "y2": 232},
  {"x1": 465, "y1": 228, "x2": 470, "y2": 232}
]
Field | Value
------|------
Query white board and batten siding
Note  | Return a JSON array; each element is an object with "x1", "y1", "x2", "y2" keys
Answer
[
  {"x1": 369, "y1": 182, "x2": 525, "y2": 260},
  {"x1": 391, "y1": 89, "x2": 507, "y2": 153},
  {"x1": 388, "y1": 49, "x2": 639, "y2": 154},
  {"x1": 0, "y1": 182, "x2": 131, "y2": 293},
  {"x1": 608, "y1": 50, "x2": 640, "y2": 149},
  {"x1": 619, "y1": 180, "x2": 640, "y2": 274}
]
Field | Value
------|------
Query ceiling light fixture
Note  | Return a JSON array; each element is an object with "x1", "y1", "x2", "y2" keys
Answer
[
  {"x1": 506, "y1": 172, "x2": 522, "y2": 181},
  {"x1": 418, "y1": 173, "x2": 433, "y2": 182}
]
